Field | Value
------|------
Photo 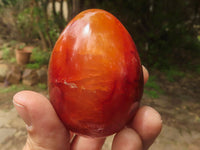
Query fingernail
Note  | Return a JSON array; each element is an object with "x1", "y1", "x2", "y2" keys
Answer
[{"x1": 13, "y1": 99, "x2": 32, "y2": 128}]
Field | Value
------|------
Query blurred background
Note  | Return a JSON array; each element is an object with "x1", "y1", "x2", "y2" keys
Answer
[{"x1": 0, "y1": 0, "x2": 199, "y2": 150}]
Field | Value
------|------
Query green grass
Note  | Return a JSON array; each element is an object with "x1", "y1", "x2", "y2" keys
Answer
[
  {"x1": 197, "y1": 35, "x2": 200, "y2": 41},
  {"x1": 0, "y1": 85, "x2": 26, "y2": 93},
  {"x1": 10, "y1": 57, "x2": 16, "y2": 63},
  {"x1": 196, "y1": 65, "x2": 200, "y2": 74},
  {"x1": 163, "y1": 68, "x2": 185, "y2": 82},
  {"x1": 0, "y1": 84, "x2": 47, "y2": 94},
  {"x1": 144, "y1": 76, "x2": 163, "y2": 98},
  {"x1": 144, "y1": 89, "x2": 160, "y2": 99}
]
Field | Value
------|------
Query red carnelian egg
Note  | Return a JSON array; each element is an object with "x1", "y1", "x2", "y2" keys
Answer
[{"x1": 48, "y1": 9, "x2": 143, "y2": 137}]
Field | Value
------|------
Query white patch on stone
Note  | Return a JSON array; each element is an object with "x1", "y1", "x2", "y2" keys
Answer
[{"x1": 64, "y1": 80, "x2": 78, "y2": 88}]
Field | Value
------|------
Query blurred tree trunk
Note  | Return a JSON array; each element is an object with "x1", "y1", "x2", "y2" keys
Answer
[
  {"x1": 72, "y1": 0, "x2": 80, "y2": 16},
  {"x1": 68, "y1": 0, "x2": 80, "y2": 20},
  {"x1": 52, "y1": 0, "x2": 66, "y2": 31},
  {"x1": 60, "y1": 0, "x2": 64, "y2": 20},
  {"x1": 31, "y1": 0, "x2": 50, "y2": 51},
  {"x1": 41, "y1": 0, "x2": 53, "y2": 50},
  {"x1": 52, "y1": 0, "x2": 56, "y2": 16}
]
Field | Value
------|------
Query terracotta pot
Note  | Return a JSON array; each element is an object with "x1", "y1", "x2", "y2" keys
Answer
[{"x1": 16, "y1": 47, "x2": 33, "y2": 65}]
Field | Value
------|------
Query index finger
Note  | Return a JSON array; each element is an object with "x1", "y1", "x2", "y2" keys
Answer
[{"x1": 142, "y1": 65, "x2": 149, "y2": 84}]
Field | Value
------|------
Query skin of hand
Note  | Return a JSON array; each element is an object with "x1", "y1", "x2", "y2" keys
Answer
[{"x1": 13, "y1": 66, "x2": 162, "y2": 150}]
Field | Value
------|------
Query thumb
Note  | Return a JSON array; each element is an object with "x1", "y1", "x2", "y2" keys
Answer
[{"x1": 13, "y1": 91, "x2": 70, "y2": 150}]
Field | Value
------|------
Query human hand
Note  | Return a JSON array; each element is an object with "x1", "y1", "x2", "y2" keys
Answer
[{"x1": 13, "y1": 66, "x2": 162, "y2": 150}]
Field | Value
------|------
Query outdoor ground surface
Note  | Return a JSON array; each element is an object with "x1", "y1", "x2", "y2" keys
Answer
[{"x1": 0, "y1": 71, "x2": 200, "y2": 150}]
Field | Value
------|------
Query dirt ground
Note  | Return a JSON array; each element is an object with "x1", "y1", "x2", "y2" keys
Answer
[{"x1": 0, "y1": 70, "x2": 200, "y2": 150}]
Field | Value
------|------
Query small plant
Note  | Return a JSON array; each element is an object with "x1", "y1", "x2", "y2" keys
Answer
[
  {"x1": 26, "y1": 63, "x2": 40, "y2": 69},
  {"x1": 1, "y1": 42, "x2": 18, "y2": 61},
  {"x1": 26, "y1": 47, "x2": 51, "y2": 69},
  {"x1": 38, "y1": 83, "x2": 47, "y2": 90},
  {"x1": 1, "y1": 46, "x2": 11, "y2": 60},
  {"x1": 16, "y1": 43, "x2": 26, "y2": 50},
  {"x1": 31, "y1": 47, "x2": 51, "y2": 65},
  {"x1": 10, "y1": 40, "x2": 17, "y2": 46}
]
